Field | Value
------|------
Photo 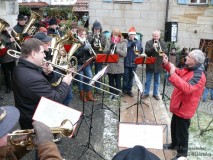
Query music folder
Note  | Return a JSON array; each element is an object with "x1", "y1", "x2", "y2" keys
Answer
[
  {"x1": 96, "y1": 54, "x2": 119, "y2": 63},
  {"x1": 33, "y1": 97, "x2": 82, "y2": 138},
  {"x1": 134, "y1": 57, "x2": 156, "y2": 64}
]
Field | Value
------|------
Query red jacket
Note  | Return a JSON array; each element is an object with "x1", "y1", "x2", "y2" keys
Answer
[{"x1": 163, "y1": 63, "x2": 206, "y2": 119}]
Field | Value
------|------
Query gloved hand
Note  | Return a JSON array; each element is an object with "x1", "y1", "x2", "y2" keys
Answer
[
  {"x1": 131, "y1": 41, "x2": 136, "y2": 47},
  {"x1": 32, "y1": 121, "x2": 53, "y2": 145},
  {"x1": 84, "y1": 42, "x2": 91, "y2": 50}
]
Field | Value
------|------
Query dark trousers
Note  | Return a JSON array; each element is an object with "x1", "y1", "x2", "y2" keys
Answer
[
  {"x1": 122, "y1": 67, "x2": 136, "y2": 92},
  {"x1": 171, "y1": 114, "x2": 190, "y2": 157},
  {"x1": 90, "y1": 62, "x2": 103, "y2": 88},
  {"x1": 1, "y1": 61, "x2": 16, "y2": 89},
  {"x1": 108, "y1": 73, "x2": 122, "y2": 95}
]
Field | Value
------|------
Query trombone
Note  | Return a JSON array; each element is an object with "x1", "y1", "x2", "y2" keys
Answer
[
  {"x1": 8, "y1": 119, "x2": 73, "y2": 150},
  {"x1": 7, "y1": 49, "x2": 121, "y2": 97}
]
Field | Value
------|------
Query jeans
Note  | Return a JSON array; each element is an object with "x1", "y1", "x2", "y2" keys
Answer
[
  {"x1": 144, "y1": 71, "x2": 160, "y2": 96},
  {"x1": 90, "y1": 62, "x2": 102, "y2": 88},
  {"x1": 122, "y1": 67, "x2": 136, "y2": 92},
  {"x1": 77, "y1": 65, "x2": 93, "y2": 91},
  {"x1": 202, "y1": 88, "x2": 213, "y2": 101},
  {"x1": 108, "y1": 73, "x2": 122, "y2": 95},
  {"x1": 63, "y1": 84, "x2": 73, "y2": 106}
]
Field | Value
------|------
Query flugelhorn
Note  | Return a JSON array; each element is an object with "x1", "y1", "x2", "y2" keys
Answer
[
  {"x1": 8, "y1": 119, "x2": 73, "y2": 150},
  {"x1": 154, "y1": 40, "x2": 163, "y2": 56},
  {"x1": 7, "y1": 49, "x2": 121, "y2": 96}
]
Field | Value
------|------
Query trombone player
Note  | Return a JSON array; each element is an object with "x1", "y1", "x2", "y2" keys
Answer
[
  {"x1": 87, "y1": 20, "x2": 107, "y2": 93},
  {"x1": 12, "y1": 38, "x2": 73, "y2": 130},
  {"x1": 141, "y1": 30, "x2": 168, "y2": 100},
  {"x1": 0, "y1": 106, "x2": 63, "y2": 159}
]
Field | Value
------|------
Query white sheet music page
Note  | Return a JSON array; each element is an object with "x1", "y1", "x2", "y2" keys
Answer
[
  {"x1": 118, "y1": 123, "x2": 163, "y2": 149},
  {"x1": 33, "y1": 97, "x2": 82, "y2": 137},
  {"x1": 133, "y1": 71, "x2": 143, "y2": 94},
  {"x1": 89, "y1": 65, "x2": 108, "y2": 85}
]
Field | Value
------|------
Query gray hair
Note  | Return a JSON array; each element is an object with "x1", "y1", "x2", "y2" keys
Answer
[
  {"x1": 190, "y1": 49, "x2": 205, "y2": 64},
  {"x1": 152, "y1": 30, "x2": 161, "y2": 36}
]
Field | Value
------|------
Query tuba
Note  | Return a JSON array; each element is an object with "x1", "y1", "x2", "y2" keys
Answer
[{"x1": 22, "y1": 11, "x2": 41, "y2": 36}]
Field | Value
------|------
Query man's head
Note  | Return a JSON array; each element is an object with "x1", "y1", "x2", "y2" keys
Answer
[
  {"x1": 49, "y1": 18, "x2": 58, "y2": 29},
  {"x1": 92, "y1": 20, "x2": 102, "y2": 33},
  {"x1": 128, "y1": 27, "x2": 136, "y2": 40},
  {"x1": 152, "y1": 30, "x2": 161, "y2": 41},
  {"x1": 17, "y1": 14, "x2": 27, "y2": 26},
  {"x1": 185, "y1": 49, "x2": 205, "y2": 68},
  {"x1": 0, "y1": 106, "x2": 20, "y2": 147},
  {"x1": 21, "y1": 38, "x2": 45, "y2": 66},
  {"x1": 33, "y1": 32, "x2": 52, "y2": 51},
  {"x1": 70, "y1": 21, "x2": 78, "y2": 34}
]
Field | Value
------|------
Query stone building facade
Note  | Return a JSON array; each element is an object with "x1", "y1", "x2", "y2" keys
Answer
[{"x1": 88, "y1": 0, "x2": 213, "y2": 59}]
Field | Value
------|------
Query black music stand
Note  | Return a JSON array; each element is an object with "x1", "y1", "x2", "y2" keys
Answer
[
  {"x1": 161, "y1": 71, "x2": 170, "y2": 111},
  {"x1": 126, "y1": 57, "x2": 156, "y2": 121},
  {"x1": 93, "y1": 53, "x2": 119, "y2": 116}
]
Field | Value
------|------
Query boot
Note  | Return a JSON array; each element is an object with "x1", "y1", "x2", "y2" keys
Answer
[
  {"x1": 86, "y1": 91, "x2": 97, "y2": 101},
  {"x1": 80, "y1": 90, "x2": 87, "y2": 102}
]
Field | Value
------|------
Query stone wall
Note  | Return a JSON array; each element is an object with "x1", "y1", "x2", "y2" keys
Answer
[
  {"x1": 0, "y1": 0, "x2": 19, "y2": 27},
  {"x1": 88, "y1": 0, "x2": 213, "y2": 50}
]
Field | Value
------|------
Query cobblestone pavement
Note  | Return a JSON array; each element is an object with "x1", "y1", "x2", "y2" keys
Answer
[{"x1": 0, "y1": 65, "x2": 212, "y2": 160}]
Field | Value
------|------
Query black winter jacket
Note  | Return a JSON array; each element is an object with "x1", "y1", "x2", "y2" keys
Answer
[{"x1": 12, "y1": 59, "x2": 69, "y2": 129}]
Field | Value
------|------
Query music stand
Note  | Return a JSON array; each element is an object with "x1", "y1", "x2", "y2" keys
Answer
[
  {"x1": 126, "y1": 57, "x2": 156, "y2": 120},
  {"x1": 93, "y1": 53, "x2": 119, "y2": 116}
]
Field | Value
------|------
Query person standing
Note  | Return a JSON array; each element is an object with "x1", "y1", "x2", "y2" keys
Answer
[
  {"x1": 47, "y1": 18, "x2": 63, "y2": 37},
  {"x1": 103, "y1": 28, "x2": 127, "y2": 101},
  {"x1": 142, "y1": 30, "x2": 168, "y2": 100},
  {"x1": 73, "y1": 27, "x2": 96, "y2": 102},
  {"x1": 202, "y1": 62, "x2": 213, "y2": 102},
  {"x1": 162, "y1": 50, "x2": 206, "y2": 160},
  {"x1": 0, "y1": 30, "x2": 16, "y2": 93},
  {"x1": 13, "y1": 14, "x2": 27, "y2": 34},
  {"x1": 12, "y1": 38, "x2": 73, "y2": 129},
  {"x1": 122, "y1": 27, "x2": 143, "y2": 97},
  {"x1": 87, "y1": 20, "x2": 107, "y2": 93}
]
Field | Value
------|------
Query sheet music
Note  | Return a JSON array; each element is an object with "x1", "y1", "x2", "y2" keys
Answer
[
  {"x1": 118, "y1": 123, "x2": 163, "y2": 149},
  {"x1": 133, "y1": 71, "x2": 143, "y2": 94},
  {"x1": 33, "y1": 97, "x2": 82, "y2": 137},
  {"x1": 89, "y1": 66, "x2": 108, "y2": 85}
]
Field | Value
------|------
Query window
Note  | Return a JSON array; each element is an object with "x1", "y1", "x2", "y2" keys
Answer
[{"x1": 189, "y1": 0, "x2": 208, "y2": 4}]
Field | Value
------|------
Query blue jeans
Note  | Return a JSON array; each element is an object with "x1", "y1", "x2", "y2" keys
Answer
[
  {"x1": 144, "y1": 71, "x2": 160, "y2": 96},
  {"x1": 63, "y1": 84, "x2": 73, "y2": 106},
  {"x1": 90, "y1": 62, "x2": 102, "y2": 88},
  {"x1": 202, "y1": 88, "x2": 213, "y2": 101},
  {"x1": 77, "y1": 65, "x2": 93, "y2": 91},
  {"x1": 122, "y1": 67, "x2": 136, "y2": 92}
]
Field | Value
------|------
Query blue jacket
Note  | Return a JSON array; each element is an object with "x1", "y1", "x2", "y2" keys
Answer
[{"x1": 124, "y1": 38, "x2": 143, "y2": 68}]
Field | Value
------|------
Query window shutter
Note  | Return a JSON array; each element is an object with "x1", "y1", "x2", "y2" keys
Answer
[
  {"x1": 133, "y1": 0, "x2": 144, "y2": 2},
  {"x1": 177, "y1": 0, "x2": 188, "y2": 4}
]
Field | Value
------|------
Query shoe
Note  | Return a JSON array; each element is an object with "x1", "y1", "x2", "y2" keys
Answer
[
  {"x1": 109, "y1": 95, "x2": 114, "y2": 100},
  {"x1": 127, "y1": 91, "x2": 133, "y2": 97},
  {"x1": 202, "y1": 99, "x2": 206, "y2": 102},
  {"x1": 5, "y1": 88, "x2": 11, "y2": 93},
  {"x1": 153, "y1": 95, "x2": 160, "y2": 100},
  {"x1": 0, "y1": 97, "x2": 3, "y2": 101},
  {"x1": 163, "y1": 143, "x2": 175, "y2": 150},
  {"x1": 122, "y1": 90, "x2": 127, "y2": 96},
  {"x1": 141, "y1": 94, "x2": 149, "y2": 99}
]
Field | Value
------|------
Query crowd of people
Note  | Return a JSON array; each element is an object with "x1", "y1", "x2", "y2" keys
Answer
[{"x1": 0, "y1": 12, "x2": 211, "y2": 160}]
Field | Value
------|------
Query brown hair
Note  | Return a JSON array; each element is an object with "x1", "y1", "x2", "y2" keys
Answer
[
  {"x1": 111, "y1": 28, "x2": 124, "y2": 41},
  {"x1": 77, "y1": 26, "x2": 87, "y2": 35},
  {"x1": 20, "y1": 38, "x2": 44, "y2": 59}
]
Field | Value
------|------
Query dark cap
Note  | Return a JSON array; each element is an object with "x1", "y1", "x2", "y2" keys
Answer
[
  {"x1": 93, "y1": 20, "x2": 102, "y2": 30},
  {"x1": 112, "y1": 145, "x2": 160, "y2": 160},
  {"x1": 17, "y1": 14, "x2": 27, "y2": 20},
  {"x1": 0, "y1": 106, "x2": 20, "y2": 138},
  {"x1": 33, "y1": 32, "x2": 52, "y2": 42},
  {"x1": 49, "y1": 18, "x2": 57, "y2": 25},
  {"x1": 70, "y1": 22, "x2": 78, "y2": 29}
]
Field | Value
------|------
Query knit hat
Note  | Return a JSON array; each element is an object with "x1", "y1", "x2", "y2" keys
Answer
[
  {"x1": 128, "y1": 27, "x2": 136, "y2": 35},
  {"x1": 112, "y1": 145, "x2": 160, "y2": 160},
  {"x1": 49, "y1": 18, "x2": 57, "y2": 25},
  {"x1": 0, "y1": 106, "x2": 20, "y2": 138},
  {"x1": 33, "y1": 32, "x2": 52, "y2": 42},
  {"x1": 93, "y1": 20, "x2": 102, "y2": 30}
]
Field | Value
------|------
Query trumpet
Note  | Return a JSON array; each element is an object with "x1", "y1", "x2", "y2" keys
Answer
[
  {"x1": 8, "y1": 119, "x2": 73, "y2": 150},
  {"x1": 7, "y1": 49, "x2": 122, "y2": 96},
  {"x1": 93, "y1": 32, "x2": 103, "y2": 52},
  {"x1": 134, "y1": 45, "x2": 140, "y2": 55},
  {"x1": 153, "y1": 40, "x2": 163, "y2": 56}
]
